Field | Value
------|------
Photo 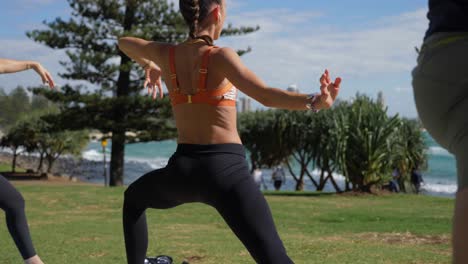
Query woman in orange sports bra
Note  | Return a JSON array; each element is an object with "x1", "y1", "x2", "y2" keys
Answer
[{"x1": 118, "y1": 0, "x2": 341, "y2": 263}]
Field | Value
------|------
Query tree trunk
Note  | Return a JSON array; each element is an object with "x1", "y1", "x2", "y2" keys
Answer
[
  {"x1": 110, "y1": 131, "x2": 125, "y2": 186},
  {"x1": 295, "y1": 167, "x2": 305, "y2": 191},
  {"x1": 328, "y1": 170, "x2": 342, "y2": 193},
  {"x1": 304, "y1": 168, "x2": 319, "y2": 189},
  {"x1": 37, "y1": 152, "x2": 45, "y2": 173},
  {"x1": 46, "y1": 156, "x2": 56, "y2": 173},
  {"x1": 285, "y1": 160, "x2": 300, "y2": 187},
  {"x1": 295, "y1": 179, "x2": 304, "y2": 191},
  {"x1": 108, "y1": 1, "x2": 135, "y2": 187},
  {"x1": 317, "y1": 169, "x2": 326, "y2": 191},
  {"x1": 11, "y1": 149, "x2": 18, "y2": 173}
]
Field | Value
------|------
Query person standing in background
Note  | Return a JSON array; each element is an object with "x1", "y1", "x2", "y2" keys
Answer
[
  {"x1": 272, "y1": 166, "x2": 286, "y2": 191},
  {"x1": 389, "y1": 168, "x2": 401, "y2": 193},
  {"x1": 411, "y1": 167, "x2": 424, "y2": 194},
  {"x1": 412, "y1": 0, "x2": 468, "y2": 262},
  {"x1": 252, "y1": 168, "x2": 267, "y2": 190}
]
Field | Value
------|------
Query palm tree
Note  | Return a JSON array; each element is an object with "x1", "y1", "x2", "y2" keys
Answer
[
  {"x1": 281, "y1": 110, "x2": 320, "y2": 190},
  {"x1": 336, "y1": 95, "x2": 400, "y2": 192},
  {"x1": 390, "y1": 118, "x2": 428, "y2": 192},
  {"x1": 238, "y1": 110, "x2": 292, "y2": 173}
]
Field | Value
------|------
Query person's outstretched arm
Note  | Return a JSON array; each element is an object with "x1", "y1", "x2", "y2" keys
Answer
[
  {"x1": 217, "y1": 47, "x2": 342, "y2": 111},
  {"x1": 0, "y1": 58, "x2": 55, "y2": 88},
  {"x1": 118, "y1": 37, "x2": 164, "y2": 99},
  {"x1": 117, "y1": 37, "x2": 164, "y2": 68}
]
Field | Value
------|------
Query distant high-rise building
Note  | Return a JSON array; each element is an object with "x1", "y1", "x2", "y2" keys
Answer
[
  {"x1": 239, "y1": 97, "x2": 252, "y2": 113},
  {"x1": 377, "y1": 91, "x2": 385, "y2": 108}
]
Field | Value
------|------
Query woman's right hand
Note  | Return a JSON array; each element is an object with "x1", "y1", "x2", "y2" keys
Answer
[
  {"x1": 143, "y1": 61, "x2": 163, "y2": 100},
  {"x1": 31, "y1": 62, "x2": 55, "y2": 89}
]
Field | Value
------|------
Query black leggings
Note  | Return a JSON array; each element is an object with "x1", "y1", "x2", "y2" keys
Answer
[
  {"x1": 123, "y1": 144, "x2": 293, "y2": 264},
  {"x1": 0, "y1": 175, "x2": 36, "y2": 260}
]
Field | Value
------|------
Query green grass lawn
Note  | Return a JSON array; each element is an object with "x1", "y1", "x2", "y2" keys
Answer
[
  {"x1": 0, "y1": 184, "x2": 453, "y2": 264},
  {"x1": 0, "y1": 162, "x2": 12, "y2": 172},
  {"x1": 0, "y1": 162, "x2": 26, "y2": 172}
]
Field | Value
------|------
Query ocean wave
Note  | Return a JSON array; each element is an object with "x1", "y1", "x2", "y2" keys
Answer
[
  {"x1": 82, "y1": 149, "x2": 106, "y2": 161},
  {"x1": 125, "y1": 156, "x2": 169, "y2": 170},
  {"x1": 81, "y1": 149, "x2": 168, "y2": 169},
  {"x1": 428, "y1": 146, "x2": 454, "y2": 157},
  {"x1": 421, "y1": 182, "x2": 457, "y2": 197}
]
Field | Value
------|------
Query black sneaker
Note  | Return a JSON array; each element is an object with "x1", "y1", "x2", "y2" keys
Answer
[{"x1": 144, "y1": 255, "x2": 173, "y2": 264}]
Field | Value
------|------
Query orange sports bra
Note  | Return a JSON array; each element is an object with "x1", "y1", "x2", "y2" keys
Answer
[{"x1": 168, "y1": 46, "x2": 237, "y2": 107}]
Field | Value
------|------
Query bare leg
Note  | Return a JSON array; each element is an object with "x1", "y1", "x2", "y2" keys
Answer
[{"x1": 453, "y1": 188, "x2": 468, "y2": 263}]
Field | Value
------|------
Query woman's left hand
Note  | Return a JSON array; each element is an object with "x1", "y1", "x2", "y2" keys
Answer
[
  {"x1": 315, "y1": 69, "x2": 341, "y2": 110},
  {"x1": 31, "y1": 62, "x2": 55, "y2": 89},
  {"x1": 144, "y1": 61, "x2": 163, "y2": 100}
]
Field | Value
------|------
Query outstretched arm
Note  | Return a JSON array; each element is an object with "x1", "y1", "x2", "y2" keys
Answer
[
  {"x1": 117, "y1": 37, "x2": 163, "y2": 68},
  {"x1": 0, "y1": 58, "x2": 35, "y2": 73},
  {"x1": 0, "y1": 59, "x2": 55, "y2": 88},
  {"x1": 217, "y1": 47, "x2": 341, "y2": 111},
  {"x1": 118, "y1": 37, "x2": 164, "y2": 99}
]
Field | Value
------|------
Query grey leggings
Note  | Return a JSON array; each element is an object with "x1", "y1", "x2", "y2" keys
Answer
[{"x1": 412, "y1": 32, "x2": 468, "y2": 190}]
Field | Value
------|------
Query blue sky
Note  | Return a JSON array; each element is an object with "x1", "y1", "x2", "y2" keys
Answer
[{"x1": 0, "y1": 0, "x2": 430, "y2": 117}]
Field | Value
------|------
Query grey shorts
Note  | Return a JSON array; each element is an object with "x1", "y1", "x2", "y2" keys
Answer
[{"x1": 412, "y1": 32, "x2": 468, "y2": 190}]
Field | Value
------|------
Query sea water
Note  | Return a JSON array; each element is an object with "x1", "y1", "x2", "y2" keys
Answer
[{"x1": 81, "y1": 132, "x2": 458, "y2": 197}]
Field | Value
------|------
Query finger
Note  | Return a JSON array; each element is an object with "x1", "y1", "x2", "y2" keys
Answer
[
  {"x1": 144, "y1": 79, "x2": 150, "y2": 94},
  {"x1": 148, "y1": 85, "x2": 154, "y2": 96},
  {"x1": 331, "y1": 78, "x2": 342, "y2": 100},
  {"x1": 40, "y1": 73, "x2": 48, "y2": 85},
  {"x1": 320, "y1": 83, "x2": 330, "y2": 96},
  {"x1": 157, "y1": 78, "x2": 163, "y2": 99},
  {"x1": 334, "y1": 77, "x2": 342, "y2": 88},
  {"x1": 325, "y1": 69, "x2": 331, "y2": 84},
  {"x1": 46, "y1": 72, "x2": 55, "y2": 89},
  {"x1": 320, "y1": 73, "x2": 328, "y2": 87},
  {"x1": 152, "y1": 82, "x2": 158, "y2": 100},
  {"x1": 144, "y1": 68, "x2": 151, "y2": 90}
]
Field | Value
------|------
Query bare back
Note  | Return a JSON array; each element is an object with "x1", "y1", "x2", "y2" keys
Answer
[{"x1": 158, "y1": 43, "x2": 241, "y2": 145}]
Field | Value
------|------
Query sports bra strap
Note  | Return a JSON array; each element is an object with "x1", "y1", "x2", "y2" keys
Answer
[
  {"x1": 198, "y1": 46, "x2": 217, "y2": 92},
  {"x1": 169, "y1": 46, "x2": 179, "y2": 91}
]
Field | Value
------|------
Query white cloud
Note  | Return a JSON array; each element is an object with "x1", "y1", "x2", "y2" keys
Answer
[
  {"x1": 216, "y1": 7, "x2": 428, "y2": 117},
  {"x1": 221, "y1": 8, "x2": 427, "y2": 78}
]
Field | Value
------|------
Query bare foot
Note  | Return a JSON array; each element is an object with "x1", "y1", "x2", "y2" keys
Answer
[{"x1": 24, "y1": 255, "x2": 44, "y2": 264}]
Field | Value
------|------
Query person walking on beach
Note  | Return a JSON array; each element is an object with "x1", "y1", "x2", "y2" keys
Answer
[
  {"x1": 118, "y1": 0, "x2": 341, "y2": 263},
  {"x1": 272, "y1": 166, "x2": 286, "y2": 191},
  {"x1": 252, "y1": 168, "x2": 266, "y2": 190},
  {"x1": 411, "y1": 167, "x2": 424, "y2": 194},
  {"x1": 0, "y1": 58, "x2": 54, "y2": 264},
  {"x1": 389, "y1": 168, "x2": 401, "y2": 193},
  {"x1": 412, "y1": 0, "x2": 468, "y2": 262}
]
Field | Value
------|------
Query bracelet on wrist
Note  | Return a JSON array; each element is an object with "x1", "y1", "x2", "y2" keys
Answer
[{"x1": 306, "y1": 93, "x2": 320, "y2": 113}]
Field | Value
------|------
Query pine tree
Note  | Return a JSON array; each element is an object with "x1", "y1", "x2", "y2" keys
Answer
[{"x1": 28, "y1": 0, "x2": 259, "y2": 186}]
